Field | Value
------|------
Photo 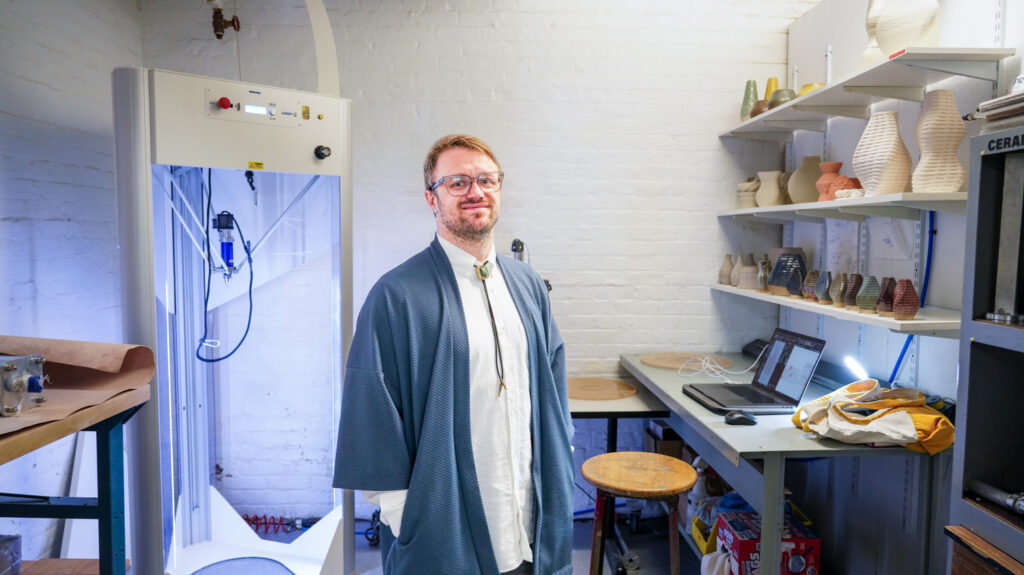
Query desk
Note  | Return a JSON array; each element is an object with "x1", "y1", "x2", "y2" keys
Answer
[
  {"x1": 620, "y1": 354, "x2": 936, "y2": 575},
  {"x1": 0, "y1": 386, "x2": 150, "y2": 575},
  {"x1": 570, "y1": 379, "x2": 670, "y2": 574}
]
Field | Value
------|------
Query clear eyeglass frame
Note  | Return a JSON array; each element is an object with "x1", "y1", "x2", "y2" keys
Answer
[{"x1": 430, "y1": 171, "x2": 504, "y2": 196}]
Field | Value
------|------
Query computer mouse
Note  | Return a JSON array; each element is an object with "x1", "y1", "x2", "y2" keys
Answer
[{"x1": 724, "y1": 410, "x2": 758, "y2": 425}]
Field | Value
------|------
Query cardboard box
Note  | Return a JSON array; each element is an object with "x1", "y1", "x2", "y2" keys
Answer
[
  {"x1": 716, "y1": 512, "x2": 820, "y2": 575},
  {"x1": 643, "y1": 427, "x2": 683, "y2": 460}
]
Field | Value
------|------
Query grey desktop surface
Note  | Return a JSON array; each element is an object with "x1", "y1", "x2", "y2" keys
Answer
[{"x1": 620, "y1": 353, "x2": 914, "y2": 466}]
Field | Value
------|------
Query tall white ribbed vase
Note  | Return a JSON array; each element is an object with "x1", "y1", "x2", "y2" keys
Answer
[
  {"x1": 862, "y1": 0, "x2": 884, "y2": 66},
  {"x1": 913, "y1": 90, "x2": 966, "y2": 194},
  {"x1": 852, "y1": 111, "x2": 912, "y2": 196},
  {"x1": 875, "y1": 0, "x2": 940, "y2": 58}
]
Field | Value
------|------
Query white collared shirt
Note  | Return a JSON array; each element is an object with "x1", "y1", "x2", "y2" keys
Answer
[{"x1": 365, "y1": 236, "x2": 534, "y2": 571}]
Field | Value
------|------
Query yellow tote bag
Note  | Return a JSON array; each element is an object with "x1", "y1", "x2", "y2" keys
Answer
[{"x1": 791, "y1": 379, "x2": 954, "y2": 455}]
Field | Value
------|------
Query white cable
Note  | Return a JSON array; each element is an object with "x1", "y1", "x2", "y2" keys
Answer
[{"x1": 676, "y1": 344, "x2": 770, "y2": 384}]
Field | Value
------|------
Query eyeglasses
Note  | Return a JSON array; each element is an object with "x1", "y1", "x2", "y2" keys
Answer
[{"x1": 429, "y1": 171, "x2": 504, "y2": 195}]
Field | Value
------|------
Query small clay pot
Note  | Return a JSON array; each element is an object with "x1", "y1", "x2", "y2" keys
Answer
[
  {"x1": 876, "y1": 277, "x2": 896, "y2": 316},
  {"x1": 802, "y1": 270, "x2": 820, "y2": 301},
  {"x1": 893, "y1": 279, "x2": 921, "y2": 320},
  {"x1": 830, "y1": 272, "x2": 848, "y2": 308},
  {"x1": 750, "y1": 99, "x2": 769, "y2": 118},
  {"x1": 844, "y1": 273, "x2": 863, "y2": 308},
  {"x1": 768, "y1": 89, "x2": 797, "y2": 109},
  {"x1": 815, "y1": 271, "x2": 833, "y2": 305},
  {"x1": 816, "y1": 162, "x2": 843, "y2": 202}
]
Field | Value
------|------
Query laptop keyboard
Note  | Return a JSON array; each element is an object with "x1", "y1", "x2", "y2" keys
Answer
[{"x1": 729, "y1": 385, "x2": 775, "y2": 403}]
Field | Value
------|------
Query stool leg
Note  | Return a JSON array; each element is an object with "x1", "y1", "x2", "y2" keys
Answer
[
  {"x1": 667, "y1": 494, "x2": 680, "y2": 575},
  {"x1": 590, "y1": 490, "x2": 610, "y2": 575}
]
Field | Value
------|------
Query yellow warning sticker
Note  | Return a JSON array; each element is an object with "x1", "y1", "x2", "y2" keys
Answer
[
  {"x1": 302, "y1": 105, "x2": 310, "y2": 120},
  {"x1": 248, "y1": 161, "x2": 264, "y2": 170}
]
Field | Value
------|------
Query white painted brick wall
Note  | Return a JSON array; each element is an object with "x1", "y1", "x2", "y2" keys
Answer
[
  {"x1": 136, "y1": 0, "x2": 813, "y2": 521},
  {"x1": 0, "y1": 0, "x2": 142, "y2": 558}
]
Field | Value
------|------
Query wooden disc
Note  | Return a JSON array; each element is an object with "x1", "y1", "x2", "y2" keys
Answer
[
  {"x1": 567, "y1": 377, "x2": 638, "y2": 401},
  {"x1": 641, "y1": 352, "x2": 733, "y2": 371},
  {"x1": 582, "y1": 451, "x2": 697, "y2": 498}
]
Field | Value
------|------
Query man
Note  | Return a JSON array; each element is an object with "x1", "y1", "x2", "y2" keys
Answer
[{"x1": 333, "y1": 134, "x2": 574, "y2": 575}]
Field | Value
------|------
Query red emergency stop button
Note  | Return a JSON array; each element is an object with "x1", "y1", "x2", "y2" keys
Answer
[{"x1": 217, "y1": 97, "x2": 232, "y2": 110}]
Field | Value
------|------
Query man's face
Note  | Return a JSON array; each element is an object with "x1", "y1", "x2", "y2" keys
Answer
[{"x1": 425, "y1": 147, "x2": 501, "y2": 243}]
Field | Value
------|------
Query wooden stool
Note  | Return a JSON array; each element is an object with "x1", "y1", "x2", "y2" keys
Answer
[{"x1": 582, "y1": 451, "x2": 697, "y2": 575}]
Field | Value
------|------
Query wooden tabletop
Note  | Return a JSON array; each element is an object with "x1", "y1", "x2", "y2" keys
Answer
[
  {"x1": 0, "y1": 386, "x2": 150, "y2": 465},
  {"x1": 581, "y1": 451, "x2": 697, "y2": 498}
]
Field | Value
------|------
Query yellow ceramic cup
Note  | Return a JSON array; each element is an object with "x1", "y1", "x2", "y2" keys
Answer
[{"x1": 798, "y1": 82, "x2": 824, "y2": 97}]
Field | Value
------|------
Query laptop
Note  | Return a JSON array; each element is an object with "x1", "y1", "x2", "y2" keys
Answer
[{"x1": 683, "y1": 328, "x2": 826, "y2": 415}]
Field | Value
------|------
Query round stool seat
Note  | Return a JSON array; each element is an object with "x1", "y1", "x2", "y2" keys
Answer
[{"x1": 581, "y1": 451, "x2": 697, "y2": 499}]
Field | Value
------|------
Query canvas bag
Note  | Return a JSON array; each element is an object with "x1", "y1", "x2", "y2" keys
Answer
[{"x1": 790, "y1": 379, "x2": 954, "y2": 455}]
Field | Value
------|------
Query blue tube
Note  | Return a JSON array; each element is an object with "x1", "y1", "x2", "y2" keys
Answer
[{"x1": 889, "y1": 211, "x2": 936, "y2": 384}]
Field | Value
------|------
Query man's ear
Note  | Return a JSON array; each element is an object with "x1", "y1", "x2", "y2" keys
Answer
[{"x1": 424, "y1": 189, "x2": 438, "y2": 215}]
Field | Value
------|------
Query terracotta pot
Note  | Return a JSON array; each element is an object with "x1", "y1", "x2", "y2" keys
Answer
[
  {"x1": 876, "y1": 277, "x2": 896, "y2": 316},
  {"x1": 857, "y1": 275, "x2": 881, "y2": 313},
  {"x1": 751, "y1": 99, "x2": 769, "y2": 118},
  {"x1": 893, "y1": 279, "x2": 921, "y2": 320},
  {"x1": 719, "y1": 254, "x2": 734, "y2": 285},
  {"x1": 816, "y1": 162, "x2": 843, "y2": 201},
  {"x1": 844, "y1": 273, "x2": 864, "y2": 308},
  {"x1": 830, "y1": 272, "x2": 848, "y2": 308},
  {"x1": 815, "y1": 271, "x2": 833, "y2": 305},
  {"x1": 788, "y1": 156, "x2": 822, "y2": 204}
]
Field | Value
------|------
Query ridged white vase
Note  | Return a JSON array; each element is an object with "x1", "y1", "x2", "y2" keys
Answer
[
  {"x1": 875, "y1": 0, "x2": 940, "y2": 58},
  {"x1": 788, "y1": 156, "x2": 822, "y2": 204},
  {"x1": 913, "y1": 90, "x2": 966, "y2": 194},
  {"x1": 755, "y1": 170, "x2": 784, "y2": 207},
  {"x1": 862, "y1": 0, "x2": 885, "y2": 66},
  {"x1": 852, "y1": 111, "x2": 911, "y2": 196}
]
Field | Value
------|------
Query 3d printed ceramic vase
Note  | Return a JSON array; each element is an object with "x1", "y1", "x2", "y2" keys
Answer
[
  {"x1": 844, "y1": 273, "x2": 864, "y2": 308},
  {"x1": 893, "y1": 279, "x2": 921, "y2": 320},
  {"x1": 751, "y1": 100, "x2": 769, "y2": 118},
  {"x1": 862, "y1": 0, "x2": 885, "y2": 66},
  {"x1": 755, "y1": 170, "x2": 785, "y2": 207},
  {"x1": 737, "y1": 177, "x2": 759, "y2": 208},
  {"x1": 788, "y1": 156, "x2": 822, "y2": 204},
  {"x1": 768, "y1": 89, "x2": 796, "y2": 109},
  {"x1": 815, "y1": 271, "x2": 833, "y2": 305},
  {"x1": 913, "y1": 90, "x2": 966, "y2": 194},
  {"x1": 779, "y1": 171, "x2": 793, "y2": 203},
  {"x1": 764, "y1": 77, "x2": 779, "y2": 102},
  {"x1": 852, "y1": 111, "x2": 911, "y2": 196},
  {"x1": 767, "y1": 253, "x2": 807, "y2": 297},
  {"x1": 816, "y1": 162, "x2": 843, "y2": 202},
  {"x1": 830, "y1": 273, "x2": 848, "y2": 308},
  {"x1": 876, "y1": 276, "x2": 896, "y2": 316},
  {"x1": 730, "y1": 253, "x2": 742, "y2": 286},
  {"x1": 719, "y1": 254, "x2": 735, "y2": 285},
  {"x1": 741, "y1": 80, "x2": 758, "y2": 122},
  {"x1": 787, "y1": 268, "x2": 805, "y2": 299},
  {"x1": 857, "y1": 275, "x2": 881, "y2": 314},
  {"x1": 757, "y1": 260, "x2": 770, "y2": 292},
  {"x1": 875, "y1": 0, "x2": 940, "y2": 59},
  {"x1": 802, "y1": 270, "x2": 820, "y2": 301},
  {"x1": 736, "y1": 254, "x2": 760, "y2": 289}
]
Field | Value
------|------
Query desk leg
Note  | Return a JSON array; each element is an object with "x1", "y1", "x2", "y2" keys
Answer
[
  {"x1": 760, "y1": 453, "x2": 785, "y2": 575},
  {"x1": 95, "y1": 417, "x2": 127, "y2": 575}
]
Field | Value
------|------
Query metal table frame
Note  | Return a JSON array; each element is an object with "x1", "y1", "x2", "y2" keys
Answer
[
  {"x1": 620, "y1": 354, "x2": 938, "y2": 575},
  {"x1": 0, "y1": 387, "x2": 149, "y2": 575}
]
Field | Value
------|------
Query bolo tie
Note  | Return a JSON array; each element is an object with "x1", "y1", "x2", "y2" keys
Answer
[{"x1": 474, "y1": 261, "x2": 507, "y2": 397}]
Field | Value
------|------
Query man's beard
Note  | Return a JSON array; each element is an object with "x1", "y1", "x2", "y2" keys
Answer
[{"x1": 440, "y1": 205, "x2": 498, "y2": 242}]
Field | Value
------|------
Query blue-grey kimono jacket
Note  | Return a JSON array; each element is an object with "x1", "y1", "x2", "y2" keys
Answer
[{"x1": 333, "y1": 237, "x2": 574, "y2": 575}]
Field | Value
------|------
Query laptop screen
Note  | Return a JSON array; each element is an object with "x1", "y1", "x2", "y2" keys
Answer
[{"x1": 753, "y1": 328, "x2": 826, "y2": 401}]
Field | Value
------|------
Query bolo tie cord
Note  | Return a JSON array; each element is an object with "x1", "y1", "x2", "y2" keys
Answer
[{"x1": 475, "y1": 261, "x2": 507, "y2": 397}]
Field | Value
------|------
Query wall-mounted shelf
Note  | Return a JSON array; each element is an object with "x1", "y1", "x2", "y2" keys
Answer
[
  {"x1": 719, "y1": 47, "x2": 1015, "y2": 142},
  {"x1": 711, "y1": 284, "x2": 960, "y2": 337},
  {"x1": 719, "y1": 192, "x2": 968, "y2": 224}
]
